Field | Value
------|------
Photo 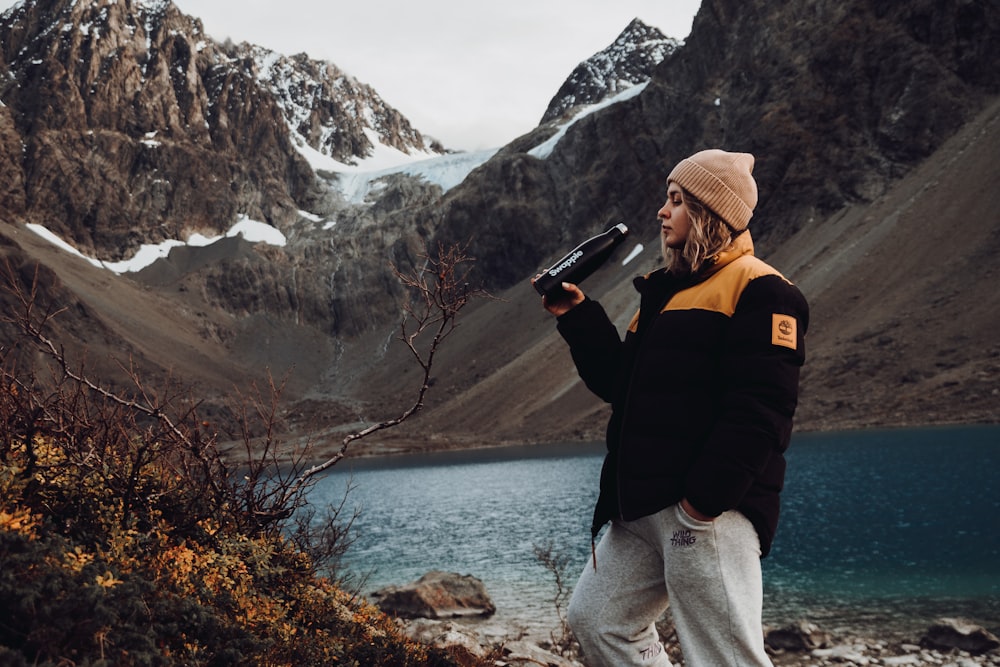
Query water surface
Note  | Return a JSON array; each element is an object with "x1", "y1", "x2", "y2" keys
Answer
[{"x1": 308, "y1": 426, "x2": 1000, "y2": 636}]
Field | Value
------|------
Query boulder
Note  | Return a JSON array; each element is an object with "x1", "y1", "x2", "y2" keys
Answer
[
  {"x1": 499, "y1": 639, "x2": 581, "y2": 667},
  {"x1": 765, "y1": 620, "x2": 830, "y2": 651},
  {"x1": 403, "y1": 620, "x2": 490, "y2": 660},
  {"x1": 920, "y1": 617, "x2": 1000, "y2": 655},
  {"x1": 372, "y1": 571, "x2": 496, "y2": 619}
]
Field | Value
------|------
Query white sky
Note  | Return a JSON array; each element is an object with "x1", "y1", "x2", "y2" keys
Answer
[{"x1": 1, "y1": 0, "x2": 701, "y2": 150}]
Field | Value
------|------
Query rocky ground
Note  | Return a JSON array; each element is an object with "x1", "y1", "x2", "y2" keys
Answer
[
  {"x1": 376, "y1": 572, "x2": 1000, "y2": 666},
  {"x1": 402, "y1": 614, "x2": 1000, "y2": 667},
  {"x1": 762, "y1": 619, "x2": 1000, "y2": 667}
]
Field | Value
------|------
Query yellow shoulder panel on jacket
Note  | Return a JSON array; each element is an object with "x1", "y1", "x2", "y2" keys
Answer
[
  {"x1": 661, "y1": 255, "x2": 784, "y2": 317},
  {"x1": 627, "y1": 309, "x2": 641, "y2": 333}
]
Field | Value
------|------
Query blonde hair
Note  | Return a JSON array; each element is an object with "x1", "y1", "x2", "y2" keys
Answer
[{"x1": 662, "y1": 188, "x2": 737, "y2": 275}]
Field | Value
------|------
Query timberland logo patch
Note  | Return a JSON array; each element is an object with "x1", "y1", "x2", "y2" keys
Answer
[
  {"x1": 671, "y1": 529, "x2": 696, "y2": 547},
  {"x1": 772, "y1": 313, "x2": 797, "y2": 350}
]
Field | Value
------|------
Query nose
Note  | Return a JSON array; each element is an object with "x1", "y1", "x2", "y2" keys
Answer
[{"x1": 658, "y1": 203, "x2": 669, "y2": 222}]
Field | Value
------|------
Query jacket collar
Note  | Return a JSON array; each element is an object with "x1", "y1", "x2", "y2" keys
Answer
[
  {"x1": 702, "y1": 230, "x2": 755, "y2": 278},
  {"x1": 634, "y1": 230, "x2": 756, "y2": 292}
]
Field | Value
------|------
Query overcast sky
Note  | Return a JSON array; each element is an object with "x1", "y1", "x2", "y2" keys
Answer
[{"x1": 2, "y1": 0, "x2": 703, "y2": 151}]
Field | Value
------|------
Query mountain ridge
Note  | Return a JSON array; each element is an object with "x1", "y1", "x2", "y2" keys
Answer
[{"x1": 1, "y1": 0, "x2": 998, "y2": 455}]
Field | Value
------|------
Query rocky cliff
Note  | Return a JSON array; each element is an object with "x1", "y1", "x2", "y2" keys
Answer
[
  {"x1": 1, "y1": 0, "x2": 305, "y2": 257},
  {"x1": 1, "y1": 0, "x2": 998, "y2": 452},
  {"x1": 0, "y1": 0, "x2": 438, "y2": 258},
  {"x1": 0, "y1": 0, "x2": 444, "y2": 407}
]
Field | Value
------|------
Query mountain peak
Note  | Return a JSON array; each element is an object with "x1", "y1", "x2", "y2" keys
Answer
[
  {"x1": 540, "y1": 17, "x2": 678, "y2": 124},
  {"x1": 243, "y1": 44, "x2": 436, "y2": 165}
]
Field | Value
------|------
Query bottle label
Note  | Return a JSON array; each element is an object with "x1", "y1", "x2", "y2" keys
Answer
[{"x1": 548, "y1": 250, "x2": 584, "y2": 277}]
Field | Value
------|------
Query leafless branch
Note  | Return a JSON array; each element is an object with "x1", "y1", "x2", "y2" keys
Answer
[
  {"x1": 283, "y1": 241, "x2": 490, "y2": 498},
  {"x1": 1, "y1": 239, "x2": 489, "y2": 540},
  {"x1": 1, "y1": 262, "x2": 197, "y2": 451}
]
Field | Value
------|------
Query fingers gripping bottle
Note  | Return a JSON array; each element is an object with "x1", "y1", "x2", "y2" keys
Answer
[{"x1": 534, "y1": 223, "x2": 629, "y2": 300}]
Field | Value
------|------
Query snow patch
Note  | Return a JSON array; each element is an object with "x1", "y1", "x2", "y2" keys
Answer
[
  {"x1": 297, "y1": 209, "x2": 324, "y2": 223},
  {"x1": 26, "y1": 215, "x2": 286, "y2": 275},
  {"x1": 227, "y1": 215, "x2": 287, "y2": 246},
  {"x1": 622, "y1": 243, "x2": 644, "y2": 266},
  {"x1": 529, "y1": 81, "x2": 649, "y2": 159},
  {"x1": 333, "y1": 147, "x2": 498, "y2": 205},
  {"x1": 26, "y1": 224, "x2": 101, "y2": 268}
]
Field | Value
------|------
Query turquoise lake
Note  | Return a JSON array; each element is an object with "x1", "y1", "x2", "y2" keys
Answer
[{"x1": 308, "y1": 424, "x2": 1000, "y2": 637}]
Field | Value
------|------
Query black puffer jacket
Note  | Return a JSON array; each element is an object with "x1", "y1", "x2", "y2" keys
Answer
[{"x1": 556, "y1": 233, "x2": 808, "y2": 557}]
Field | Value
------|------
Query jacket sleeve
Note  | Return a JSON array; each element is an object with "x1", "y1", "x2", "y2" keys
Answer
[
  {"x1": 683, "y1": 275, "x2": 809, "y2": 517},
  {"x1": 555, "y1": 298, "x2": 624, "y2": 403}
]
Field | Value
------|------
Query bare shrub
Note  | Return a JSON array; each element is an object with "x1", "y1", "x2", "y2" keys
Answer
[
  {"x1": 0, "y1": 241, "x2": 493, "y2": 665},
  {"x1": 533, "y1": 540, "x2": 580, "y2": 658},
  {"x1": 0, "y1": 239, "x2": 490, "y2": 572}
]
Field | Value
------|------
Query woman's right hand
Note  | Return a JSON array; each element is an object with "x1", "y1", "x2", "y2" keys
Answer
[{"x1": 532, "y1": 276, "x2": 585, "y2": 317}]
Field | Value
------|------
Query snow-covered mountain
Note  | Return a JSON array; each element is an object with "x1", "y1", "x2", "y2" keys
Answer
[
  {"x1": 0, "y1": 0, "x2": 442, "y2": 260},
  {"x1": 244, "y1": 44, "x2": 442, "y2": 166},
  {"x1": 540, "y1": 18, "x2": 678, "y2": 124}
]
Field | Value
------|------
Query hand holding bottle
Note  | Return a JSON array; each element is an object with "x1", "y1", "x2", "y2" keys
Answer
[{"x1": 532, "y1": 277, "x2": 585, "y2": 316}]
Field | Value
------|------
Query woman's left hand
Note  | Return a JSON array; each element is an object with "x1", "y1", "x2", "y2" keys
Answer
[
  {"x1": 681, "y1": 498, "x2": 716, "y2": 522},
  {"x1": 532, "y1": 276, "x2": 585, "y2": 316}
]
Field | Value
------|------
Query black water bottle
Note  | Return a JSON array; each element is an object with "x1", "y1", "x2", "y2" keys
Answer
[{"x1": 534, "y1": 223, "x2": 629, "y2": 300}]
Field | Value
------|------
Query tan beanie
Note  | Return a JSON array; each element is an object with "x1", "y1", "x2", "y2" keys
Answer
[{"x1": 667, "y1": 149, "x2": 758, "y2": 231}]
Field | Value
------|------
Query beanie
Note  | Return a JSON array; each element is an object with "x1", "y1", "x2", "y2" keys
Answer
[{"x1": 667, "y1": 149, "x2": 758, "y2": 231}]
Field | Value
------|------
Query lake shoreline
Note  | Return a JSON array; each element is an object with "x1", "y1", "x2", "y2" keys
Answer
[
  {"x1": 333, "y1": 439, "x2": 607, "y2": 471},
  {"x1": 385, "y1": 575, "x2": 1000, "y2": 646},
  {"x1": 312, "y1": 421, "x2": 999, "y2": 467},
  {"x1": 403, "y1": 609, "x2": 1000, "y2": 667}
]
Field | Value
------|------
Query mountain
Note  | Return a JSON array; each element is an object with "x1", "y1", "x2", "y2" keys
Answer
[
  {"x1": 540, "y1": 18, "x2": 679, "y2": 124},
  {"x1": 0, "y1": 0, "x2": 998, "y2": 455},
  {"x1": 366, "y1": 0, "x2": 1000, "y2": 450},
  {"x1": 0, "y1": 0, "x2": 440, "y2": 260}
]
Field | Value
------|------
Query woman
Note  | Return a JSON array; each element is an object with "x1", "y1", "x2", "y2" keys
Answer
[{"x1": 536, "y1": 149, "x2": 808, "y2": 666}]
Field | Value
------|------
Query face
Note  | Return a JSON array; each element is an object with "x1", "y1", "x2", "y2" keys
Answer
[{"x1": 657, "y1": 181, "x2": 691, "y2": 250}]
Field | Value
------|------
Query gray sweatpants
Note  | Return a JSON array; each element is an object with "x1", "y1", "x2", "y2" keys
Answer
[{"x1": 567, "y1": 503, "x2": 773, "y2": 667}]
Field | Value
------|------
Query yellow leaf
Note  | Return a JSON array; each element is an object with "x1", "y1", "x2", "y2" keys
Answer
[
  {"x1": 0, "y1": 508, "x2": 39, "y2": 536},
  {"x1": 96, "y1": 571, "x2": 123, "y2": 588},
  {"x1": 64, "y1": 547, "x2": 94, "y2": 572}
]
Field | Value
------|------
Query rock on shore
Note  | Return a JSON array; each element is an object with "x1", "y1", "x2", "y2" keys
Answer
[
  {"x1": 372, "y1": 571, "x2": 497, "y2": 620},
  {"x1": 373, "y1": 572, "x2": 1000, "y2": 666}
]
